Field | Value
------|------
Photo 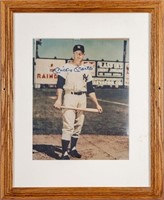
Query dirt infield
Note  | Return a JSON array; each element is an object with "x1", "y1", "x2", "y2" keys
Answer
[
  {"x1": 33, "y1": 88, "x2": 129, "y2": 160},
  {"x1": 33, "y1": 134, "x2": 129, "y2": 160}
]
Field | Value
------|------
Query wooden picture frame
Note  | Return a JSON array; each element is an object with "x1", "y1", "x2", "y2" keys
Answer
[{"x1": 0, "y1": 0, "x2": 163, "y2": 199}]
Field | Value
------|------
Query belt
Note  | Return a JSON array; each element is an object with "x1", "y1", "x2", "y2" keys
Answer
[{"x1": 71, "y1": 91, "x2": 86, "y2": 95}]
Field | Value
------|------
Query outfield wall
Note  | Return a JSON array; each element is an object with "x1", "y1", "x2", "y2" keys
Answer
[{"x1": 34, "y1": 58, "x2": 129, "y2": 88}]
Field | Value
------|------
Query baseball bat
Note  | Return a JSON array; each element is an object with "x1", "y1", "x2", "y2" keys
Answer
[{"x1": 60, "y1": 106, "x2": 99, "y2": 113}]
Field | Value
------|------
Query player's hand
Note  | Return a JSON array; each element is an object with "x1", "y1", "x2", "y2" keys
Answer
[
  {"x1": 97, "y1": 104, "x2": 103, "y2": 113},
  {"x1": 53, "y1": 99, "x2": 62, "y2": 109}
]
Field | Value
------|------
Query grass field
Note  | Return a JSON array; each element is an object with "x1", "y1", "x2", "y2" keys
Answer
[{"x1": 33, "y1": 88, "x2": 129, "y2": 136}]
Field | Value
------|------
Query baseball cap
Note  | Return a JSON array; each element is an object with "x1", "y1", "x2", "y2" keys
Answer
[{"x1": 73, "y1": 44, "x2": 85, "y2": 53}]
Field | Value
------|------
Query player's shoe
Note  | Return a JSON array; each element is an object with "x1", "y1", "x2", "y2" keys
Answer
[
  {"x1": 60, "y1": 154, "x2": 70, "y2": 160},
  {"x1": 60, "y1": 151, "x2": 70, "y2": 160},
  {"x1": 61, "y1": 140, "x2": 70, "y2": 160},
  {"x1": 70, "y1": 150, "x2": 81, "y2": 158}
]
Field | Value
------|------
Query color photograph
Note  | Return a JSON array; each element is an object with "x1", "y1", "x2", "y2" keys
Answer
[{"x1": 33, "y1": 39, "x2": 129, "y2": 160}]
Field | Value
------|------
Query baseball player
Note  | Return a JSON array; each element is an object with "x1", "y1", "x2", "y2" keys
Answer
[{"x1": 54, "y1": 44, "x2": 103, "y2": 160}]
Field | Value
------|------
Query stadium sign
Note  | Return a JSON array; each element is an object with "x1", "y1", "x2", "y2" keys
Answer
[{"x1": 34, "y1": 59, "x2": 65, "y2": 87}]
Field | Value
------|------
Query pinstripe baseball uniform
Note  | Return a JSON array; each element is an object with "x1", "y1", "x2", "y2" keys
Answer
[{"x1": 55, "y1": 44, "x2": 98, "y2": 160}]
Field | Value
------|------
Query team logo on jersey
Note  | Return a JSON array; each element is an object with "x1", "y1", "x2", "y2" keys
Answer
[{"x1": 83, "y1": 73, "x2": 88, "y2": 82}]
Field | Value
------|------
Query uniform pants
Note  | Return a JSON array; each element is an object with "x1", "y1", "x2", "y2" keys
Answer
[{"x1": 62, "y1": 93, "x2": 86, "y2": 141}]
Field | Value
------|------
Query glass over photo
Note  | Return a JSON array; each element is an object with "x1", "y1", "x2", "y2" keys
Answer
[{"x1": 32, "y1": 39, "x2": 129, "y2": 160}]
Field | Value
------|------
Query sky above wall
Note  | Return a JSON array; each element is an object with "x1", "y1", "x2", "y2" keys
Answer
[{"x1": 34, "y1": 38, "x2": 129, "y2": 62}]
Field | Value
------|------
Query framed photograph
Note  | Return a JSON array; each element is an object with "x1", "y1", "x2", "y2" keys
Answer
[
  {"x1": 0, "y1": 0, "x2": 163, "y2": 199},
  {"x1": 33, "y1": 38, "x2": 129, "y2": 161}
]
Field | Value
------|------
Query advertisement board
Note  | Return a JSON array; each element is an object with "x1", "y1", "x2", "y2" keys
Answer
[{"x1": 34, "y1": 59, "x2": 65, "y2": 87}]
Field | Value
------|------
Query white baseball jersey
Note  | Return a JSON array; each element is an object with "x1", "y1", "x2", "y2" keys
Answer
[{"x1": 58, "y1": 63, "x2": 92, "y2": 92}]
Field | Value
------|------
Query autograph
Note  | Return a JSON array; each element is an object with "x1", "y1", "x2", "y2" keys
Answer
[{"x1": 52, "y1": 66, "x2": 93, "y2": 74}]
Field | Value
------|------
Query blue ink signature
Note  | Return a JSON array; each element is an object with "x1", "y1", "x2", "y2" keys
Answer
[{"x1": 52, "y1": 66, "x2": 93, "y2": 74}]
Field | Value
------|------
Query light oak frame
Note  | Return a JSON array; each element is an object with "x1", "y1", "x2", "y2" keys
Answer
[{"x1": 0, "y1": 0, "x2": 164, "y2": 199}]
